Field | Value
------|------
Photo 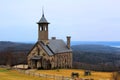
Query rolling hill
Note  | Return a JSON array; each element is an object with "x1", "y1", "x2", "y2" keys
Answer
[{"x1": 0, "y1": 41, "x2": 120, "y2": 71}]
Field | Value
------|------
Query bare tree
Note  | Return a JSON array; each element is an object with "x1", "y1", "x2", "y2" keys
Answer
[{"x1": 5, "y1": 47, "x2": 13, "y2": 67}]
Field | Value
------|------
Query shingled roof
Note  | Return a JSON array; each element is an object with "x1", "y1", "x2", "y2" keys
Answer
[
  {"x1": 37, "y1": 14, "x2": 49, "y2": 24},
  {"x1": 39, "y1": 39, "x2": 72, "y2": 56}
]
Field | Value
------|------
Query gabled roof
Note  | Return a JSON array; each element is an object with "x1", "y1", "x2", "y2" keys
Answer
[
  {"x1": 39, "y1": 42, "x2": 53, "y2": 55},
  {"x1": 48, "y1": 39, "x2": 72, "y2": 53},
  {"x1": 37, "y1": 14, "x2": 49, "y2": 24},
  {"x1": 39, "y1": 39, "x2": 72, "y2": 55},
  {"x1": 28, "y1": 39, "x2": 72, "y2": 56}
]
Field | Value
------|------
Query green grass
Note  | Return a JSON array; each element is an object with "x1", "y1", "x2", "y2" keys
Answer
[
  {"x1": 0, "y1": 68, "x2": 9, "y2": 72},
  {"x1": 0, "y1": 68, "x2": 115, "y2": 80}
]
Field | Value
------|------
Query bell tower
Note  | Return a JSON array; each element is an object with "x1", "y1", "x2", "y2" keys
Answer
[{"x1": 37, "y1": 12, "x2": 50, "y2": 41}]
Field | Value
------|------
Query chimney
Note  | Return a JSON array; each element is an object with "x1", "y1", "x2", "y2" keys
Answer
[
  {"x1": 51, "y1": 37, "x2": 56, "y2": 40},
  {"x1": 67, "y1": 36, "x2": 71, "y2": 49}
]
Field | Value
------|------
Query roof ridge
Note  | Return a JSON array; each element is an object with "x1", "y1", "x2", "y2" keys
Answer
[{"x1": 46, "y1": 45, "x2": 55, "y2": 54}]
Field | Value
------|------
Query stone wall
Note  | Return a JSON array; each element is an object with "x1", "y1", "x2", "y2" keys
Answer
[
  {"x1": 27, "y1": 43, "x2": 50, "y2": 69},
  {"x1": 27, "y1": 43, "x2": 72, "y2": 69},
  {"x1": 54, "y1": 52, "x2": 72, "y2": 69}
]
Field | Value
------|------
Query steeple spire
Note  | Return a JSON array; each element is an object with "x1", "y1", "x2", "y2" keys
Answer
[
  {"x1": 37, "y1": 8, "x2": 49, "y2": 24},
  {"x1": 37, "y1": 9, "x2": 50, "y2": 41},
  {"x1": 42, "y1": 6, "x2": 44, "y2": 17}
]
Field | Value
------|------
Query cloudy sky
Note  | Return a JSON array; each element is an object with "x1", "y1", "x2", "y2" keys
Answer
[{"x1": 0, "y1": 0, "x2": 120, "y2": 42}]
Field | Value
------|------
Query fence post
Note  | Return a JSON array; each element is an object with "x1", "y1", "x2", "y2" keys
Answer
[
  {"x1": 23, "y1": 70, "x2": 25, "y2": 74},
  {"x1": 54, "y1": 75, "x2": 55, "y2": 80},
  {"x1": 28, "y1": 72, "x2": 29, "y2": 75},
  {"x1": 46, "y1": 74, "x2": 47, "y2": 80},
  {"x1": 33, "y1": 73, "x2": 34, "y2": 76},
  {"x1": 62, "y1": 76, "x2": 64, "y2": 80}
]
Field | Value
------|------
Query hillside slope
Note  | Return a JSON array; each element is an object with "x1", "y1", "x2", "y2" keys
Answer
[
  {"x1": 0, "y1": 41, "x2": 33, "y2": 52},
  {"x1": 71, "y1": 44, "x2": 120, "y2": 65},
  {"x1": 71, "y1": 45, "x2": 120, "y2": 71},
  {"x1": 71, "y1": 44, "x2": 120, "y2": 54}
]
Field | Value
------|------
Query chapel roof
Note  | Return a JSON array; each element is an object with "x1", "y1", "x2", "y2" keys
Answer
[
  {"x1": 39, "y1": 39, "x2": 72, "y2": 55},
  {"x1": 37, "y1": 14, "x2": 49, "y2": 24}
]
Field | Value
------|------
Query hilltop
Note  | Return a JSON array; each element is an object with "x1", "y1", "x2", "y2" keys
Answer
[
  {"x1": 0, "y1": 41, "x2": 120, "y2": 54},
  {"x1": 0, "y1": 41, "x2": 33, "y2": 52},
  {"x1": 71, "y1": 44, "x2": 120, "y2": 54}
]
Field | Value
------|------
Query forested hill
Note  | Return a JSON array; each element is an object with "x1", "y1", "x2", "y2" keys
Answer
[
  {"x1": 71, "y1": 45, "x2": 120, "y2": 71},
  {"x1": 0, "y1": 41, "x2": 120, "y2": 56},
  {"x1": 71, "y1": 44, "x2": 120, "y2": 54},
  {"x1": 0, "y1": 41, "x2": 120, "y2": 71},
  {"x1": 0, "y1": 41, "x2": 33, "y2": 52},
  {"x1": 71, "y1": 45, "x2": 120, "y2": 64},
  {"x1": 1, "y1": 41, "x2": 120, "y2": 53}
]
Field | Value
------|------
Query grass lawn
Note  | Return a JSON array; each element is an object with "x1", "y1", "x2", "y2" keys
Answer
[
  {"x1": 0, "y1": 68, "x2": 114, "y2": 80},
  {"x1": 0, "y1": 68, "x2": 53, "y2": 80},
  {"x1": 29, "y1": 69, "x2": 113, "y2": 80}
]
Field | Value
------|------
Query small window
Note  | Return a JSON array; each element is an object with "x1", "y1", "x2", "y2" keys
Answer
[
  {"x1": 40, "y1": 27, "x2": 42, "y2": 31},
  {"x1": 41, "y1": 26, "x2": 44, "y2": 31},
  {"x1": 45, "y1": 26, "x2": 47, "y2": 31}
]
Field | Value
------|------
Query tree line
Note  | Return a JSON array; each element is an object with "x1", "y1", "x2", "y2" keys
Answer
[{"x1": 0, "y1": 47, "x2": 27, "y2": 66}]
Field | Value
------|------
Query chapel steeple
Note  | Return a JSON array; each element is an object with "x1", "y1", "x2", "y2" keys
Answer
[{"x1": 37, "y1": 11, "x2": 50, "y2": 41}]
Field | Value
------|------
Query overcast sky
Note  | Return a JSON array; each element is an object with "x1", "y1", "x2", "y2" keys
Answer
[{"x1": 0, "y1": 0, "x2": 120, "y2": 42}]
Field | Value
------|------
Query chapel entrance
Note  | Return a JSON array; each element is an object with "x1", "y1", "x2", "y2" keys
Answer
[{"x1": 31, "y1": 55, "x2": 41, "y2": 69}]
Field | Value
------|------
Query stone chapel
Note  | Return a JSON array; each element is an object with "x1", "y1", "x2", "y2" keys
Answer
[{"x1": 27, "y1": 12, "x2": 72, "y2": 69}]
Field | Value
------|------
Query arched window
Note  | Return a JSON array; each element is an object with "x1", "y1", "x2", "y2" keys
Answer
[
  {"x1": 41, "y1": 26, "x2": 43, "y2": 31},
  {"x1": 45, "y1": 26, "x2": 47, "y2": 31},
  {"x1": 40, "y1": 27, "x2": 42, "y2": 31}
]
